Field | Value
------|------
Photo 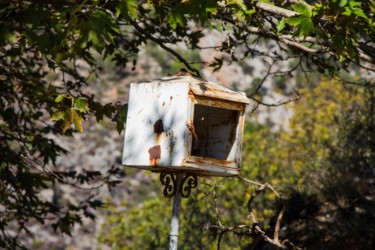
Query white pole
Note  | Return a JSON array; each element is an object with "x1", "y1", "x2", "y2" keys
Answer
[{"x1": 169, "y1": 174, "x2": 182, "y2": 250}]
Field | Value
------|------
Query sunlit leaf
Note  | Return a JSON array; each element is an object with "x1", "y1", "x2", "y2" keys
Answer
[
  {"x1": 75, "y1": 98, "x2": 89, "y2": 112},
  {"x1": 50, "y1": 111, "x2": 65, "y2": 121},
  {"x1": 277, "y1": 18, "x2": 286, "y2": 32},
  {"x1": 291, "y1": 3, "x2": 312, "y2": 18},
  {"x1": 62, "y1": 110, "x2": 73, "y2": 133},
  {"x1": 72, "y1": 109, "x2": 84, "y2": 133},
  {"x1": 287, "y1": 16, "x2": 303, "y2": 26},
  {"x1": 55, "y1": 94, "x2": 66, "y2": 103}
]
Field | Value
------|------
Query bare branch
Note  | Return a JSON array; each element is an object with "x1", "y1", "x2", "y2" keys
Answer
[
  {"x1": 237, "y1": 176, "x2": 281, "y2": 198},
  {"x1": 247, "y1": 89, "x2": 301, "y2": 108},
  {"x1": 210, "y1": 181, "x2": 302, "y2": 249},
  {"x1": 256, "y1": 1, "x2": 298, "y2": 18},
  {"x1": 248, "y1": 60, "x2": 274, "y2": 98},
  {"x1": 274, "y1": 205, "x2": 286, "y2": 242},
  {"x1": 242, "y1": 26, "x2": 323, "y2": 54},
  {"x1": 129, "y1": 19, "x2": 201, "y2": 77}
]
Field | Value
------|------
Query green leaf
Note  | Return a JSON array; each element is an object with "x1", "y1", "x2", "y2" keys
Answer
[
  {"x1": 112, "y1": 103, "x2": 128, "y2": 134},
  {"x1": 339, "y1": 0, "x2": 348, "y2": 7},
  {"x1": 349, "y1": 1, "x2": 362, "y2": 8},
  {"x1": 60, "y1": 222, "x2": 72, "y2": 236},
  {"x1": 55, "y1": 94, "x2": 66, "y2": 103},
  {"x1": 116, "y1": 0, "x2": 139, "y2": 20},
  {"x1": 54, "y1": 52, "x2": 69, "y2": 62},
  {"x1": 226, "y1": 0, "x2": 245, "y2": 8},
  {"x1": 291, "y1": 3, "x2": 312, "y2": 18},
  {"x1": 299, "y1": 19, "x2": 314, "y2": 36},
  {"x1": 89, "y1": 30, "x2": 103, "y2": 53},
  {"x1": 287, "y1": 16, "x2": 303, "y2": 26},
  {"x1": 50, "y1": 111, "x2": 65, "y2": 121},
  {"x1": 75, "y1": 98, "x2": 89, "y2": 112},
  {"x1": 276, "y1": 18, "x2": 286, "y2": 32},
  {"x1": 35, "y1": 33, "x2": 52, "y2": 52},
  {"x1": 287, "y1": 11, "x2": 314, "y2": 37},
  {"x1": 168, "y1": 10, "x2": 187, "y2": 29},
  {"x1": 127, "y1": 0, "x2": 139, "y2": 20}
]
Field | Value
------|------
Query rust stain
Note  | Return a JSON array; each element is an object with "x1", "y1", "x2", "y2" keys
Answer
[
  {"x1": 188, "y1": 89, "x2": 196, "y2": 102},
  {"x1": 188, "y1": 156, "x2": 233, "y2": 167},
  {"x1": 153, "y1": 119, "x2": 164, "y2": 144},
  {"x1": 175, "y1": 71, "x2": 191, "y2": 77},
  {"x1": 162, "y1": 101, "x2": 165, "y2": 107},
  {"x1": 153, "y1": 119, "x2": 164, "y2": 134},
  {"x1": 197, "y1": 82, "x2": 241, "y2": 96},
  {"x1": 183, "y1": 156, "x2": 240, "y2": 176},
  {"x1": 191, "y1": 86, "x2": 250, "y2": 105},
  {"x1": 194, "y1": 95, "x2": 244, "y2": 110},
  {"x1": 148, "y1": 145, "x2": 161, "y2": 166},
  {"x1": 186, "y1": 121, "x2": 199, "y2": 150}
]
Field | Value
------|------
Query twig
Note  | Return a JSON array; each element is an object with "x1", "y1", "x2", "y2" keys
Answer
[
  {"x1": 248, "y1": 60, "x2": 274, "y2": 98},
  {"x1": 129, "y1": 19, "x2": 201, "y2": 77},
  {"x1": 248, "y1": 89, "x2": 301, "y2": 108},
  {"x1": 207, "y1": 176, "x2": 303, "y2": 249},
  {"x1": 237, "y1": 175, "x2": 280, "y2": 198}
]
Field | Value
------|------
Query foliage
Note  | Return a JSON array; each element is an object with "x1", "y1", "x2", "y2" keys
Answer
[
  {"x1": 1, "y1": 0, "x2": 375, "y2": 248},
  {"x1": 98, "y1": 178, "x2": 253, "y2": 250},
  {"x1": 282, "y1": 88, "x2": 375, "y2": 249}
]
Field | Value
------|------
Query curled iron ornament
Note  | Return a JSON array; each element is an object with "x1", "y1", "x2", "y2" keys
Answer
[
  {"x1": 160, "y1": 172, "x2": 177, "y2": 198},
  {"x1": 159, "y1": 172, "x2": 198, "y2": 198},
  {"x1": 179, "y1": 174, "x2": 198, "y2": 198}
]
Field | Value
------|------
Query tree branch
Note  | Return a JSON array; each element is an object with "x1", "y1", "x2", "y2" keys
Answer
[
  {"x1": 209, "y1": 176, "x2": 302, "y2": 249},
  {"x1": 237, "y1": 176, "x2": 281, "y2": 198},
  {"x1": 248, "y1": 89, "x2": 301, "y2": 109},
  {"x1": 242, "y1": 26, "x2": 323, "y2": 54},
  {"x1": 129, "y1": 19, "x2": 201, "y2": 77},
  {"x1": 255, "y1": 1, "x2": 299, "y2": 18},
  {"x1": 254, "y1": 1, "x2": 375, "y2": 65}
]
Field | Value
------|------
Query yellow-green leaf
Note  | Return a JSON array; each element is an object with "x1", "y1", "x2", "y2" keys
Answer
[
  {"x1": 61, "y1": 110, "x2": 73, "y2": 133},
  {"x1": 75, "y1": 98, "x2": 89, "y2": 112},
  {"x1": 276, "y1": 18, "x2": 286, "y2": 32},
  {"x1": 72, "y1": 109, "x2": 84, "y2": 133},
  {"x1": 50, "y1": 111, "x2": 65, "y2": 121},
  {"x1": 55, "y1": 94, "x2": 66, "y2": 103}
]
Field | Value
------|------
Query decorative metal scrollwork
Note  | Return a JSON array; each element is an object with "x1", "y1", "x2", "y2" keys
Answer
[
  {"x1": 160, "y1": 172, "x2": 198, "y2": 198},
  {"x1": 160, "y1": 172, "x2": 177, "y2": 198},
  {"x1": 179, "y1": 174, "x2": 198, "y2": 198}
]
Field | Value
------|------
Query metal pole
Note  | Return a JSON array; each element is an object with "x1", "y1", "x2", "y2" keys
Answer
[{"x1": 169, "y1": 174, "x2": 182, "y2": 250}]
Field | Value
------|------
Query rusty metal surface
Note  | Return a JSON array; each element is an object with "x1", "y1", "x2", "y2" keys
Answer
[
  {"x1": 188, "y1": 79, "x2": 250, "y2": 104},
  {"x1": 122, "y1": 75, "x2": 248, "y2": 177}
]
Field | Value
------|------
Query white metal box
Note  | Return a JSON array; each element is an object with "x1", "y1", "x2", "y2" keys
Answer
[{"x1": 122, "y1": 74, "x2": 250, "y2": 176}]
